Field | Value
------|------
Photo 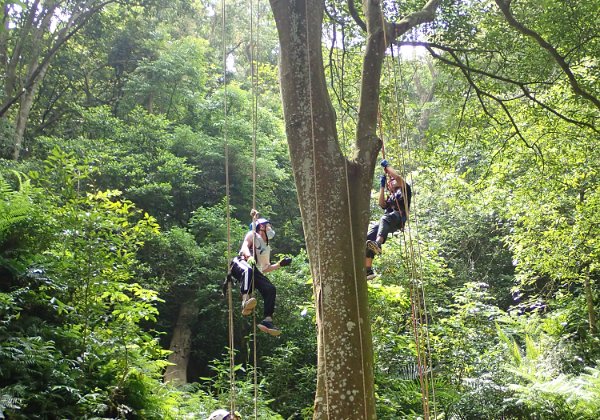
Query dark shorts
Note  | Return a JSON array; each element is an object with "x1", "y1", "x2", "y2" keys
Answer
[
  {"x1": 366, "y1": 211, "x2": 406, "y2": 258},
  {"x1": 230, "y1": 257, "x2": 276, "y2": 317}
]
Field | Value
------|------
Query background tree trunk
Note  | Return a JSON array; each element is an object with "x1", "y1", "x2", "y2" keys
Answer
[
  {"x1": 584, "y1": 273, "x2": 597, "y2": 335},
  {"x1": 164, "y1": 300, "x2": 197, "y2": 385},
  {"x1": 0, "y1": 0, "x2": 119, "y2": 159},
  {"x1": 12, "y1": 65, "x2": 48, "y2": 159}
]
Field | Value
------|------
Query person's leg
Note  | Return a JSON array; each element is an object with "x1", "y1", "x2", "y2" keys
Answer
[
  {"x1": 253, "y1": 271, "x2": 276, "y2": 318},
  {"x1": 376, "y1": 211, "x2": 402, "y2": 244},
  {"x1": 367, "y1": 217, "x2": 386, "y2": 255},
  {"x1": 232, "y1": 258, "x2": 257, "y2": 315},
  {"x1": 366, "y1": 223, "x2": 378, "y2": 257},
  {"x1": 365, "y1": 223, "x2": 379, "y2": 279},
  {"x1": 253, "y1": 271, "x2": 280, "y2": 336}
]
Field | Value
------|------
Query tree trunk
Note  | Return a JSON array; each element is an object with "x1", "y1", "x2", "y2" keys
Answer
[
  {"x1": 584, "y1": 273, "x2": 597, "y2": 335},
  {"x1": 269, "y1": 1, "x2": 377, "y2": 417},
  {"x1": 268, "y1": 0, "x2": 440, "y2": 417},
  {"x1": 12, "y1": 65, "x2": 48, "y2": 160},
  {"x1": 164, "y1": 299, "x2": 197, "y2": 385},
  {"x1": 414, "y1": 59, "x2": 437, "y2": 146},
  {"x1": 1, "y1": 0, "x2": 119, "y2": 158}
]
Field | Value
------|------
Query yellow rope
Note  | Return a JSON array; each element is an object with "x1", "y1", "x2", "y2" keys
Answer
[
  {"x1": 388, "y1": 43, "x2": 437, "y2": 418},
  {"x1": 375, "y1": 4, "x2": 436, "y2": 416},
  {"x1": 221, "y1": 0, "x2": 237, "y2": 414},
  {"x1": 249, "y1": 0, "x2": 260, "y2": 417}
]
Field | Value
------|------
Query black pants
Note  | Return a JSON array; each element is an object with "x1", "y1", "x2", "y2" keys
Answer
[
  {"x1": 230, "y1": 257, "x2": 276, "y2": 318},
  {"x1": 366, "y1": 211, "x2": 406, "y2": 258}
]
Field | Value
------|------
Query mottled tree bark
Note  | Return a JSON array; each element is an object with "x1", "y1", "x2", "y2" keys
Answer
[
  {"x1": 268, "y1": 0, "x2": 440, "y2": 417},
  {"x1": 583, "y1": 274, "x2": 597, "y2": 334}
]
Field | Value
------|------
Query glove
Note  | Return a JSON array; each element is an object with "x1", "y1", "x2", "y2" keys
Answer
[
  {"x1": 246, "y1": 256, "x2": 256, "y2": 266},
  {"x1": 380, "y1": 159, "x2": 389, "y2": 168},
  {"x1": 279, "y1": 257, "x2": 292, "y2": 267},
  {"x1": 380, "y1": 175, "x2": 387, "y2": 188},
  {"x1": 221, "y1": 275, "x2": 234, "y2": 298},
  {"x1": 221, "y1": 279, "x2": 228, "y2": 298}
]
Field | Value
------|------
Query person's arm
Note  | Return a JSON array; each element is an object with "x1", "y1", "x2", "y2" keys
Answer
[
  {"x1": 239, "y1": 231, "x2": 254, "y2": 260},
  {"x1": 261, "y1": 256, "x2": 292, "y2": 273},
  {"x1": 385, "y1": 165, "x2": 407, "y2": 191},
  {"x1": 378, "y1": 184, "x2": 387, "y2": 208},
  {"x1": 261, "y1": 261, "x2": 281, "y2": 273},
  {"x1": 386, "y1": 165, "x2": 410, "y2": 216}
]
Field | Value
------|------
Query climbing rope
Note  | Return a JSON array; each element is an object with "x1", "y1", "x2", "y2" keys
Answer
[
  {"x1": 374, "y1": 4, "x2": 436, "y2": 417},
  {"x1": 221, "y1": 0, "x2": 265, "y2": 416},
  {"x1": 387, "y1": 42, "x2": 437, "y2": 418},
  {"x1": 220, "y1": 0, "x2": 237, "y2": 414},
  {"x1": 249, "y1": 0, "x2": 261, "y2": 417}
]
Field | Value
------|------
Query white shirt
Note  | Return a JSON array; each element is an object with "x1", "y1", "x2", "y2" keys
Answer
[{"x1": 251, "y1": 232, "x2": 271, "y2": 272}]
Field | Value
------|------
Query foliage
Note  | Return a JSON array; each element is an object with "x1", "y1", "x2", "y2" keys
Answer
[
  {"x1": 201, "y1": 356, "x2": 284, "y2": 419},
  {"x1": 0, "y1": 0, "x2": 598, "y2": 417},
  {"x1": 494, "y1": 320, "x2": 600, "y2": 419},
  {"x1": 0, "y1": 152, "x2": 174, "y2": 418}
]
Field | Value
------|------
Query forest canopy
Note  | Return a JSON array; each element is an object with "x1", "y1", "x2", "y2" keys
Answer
[{"x1": 1, "y1": 0, "x2": 599, "y2": 419}]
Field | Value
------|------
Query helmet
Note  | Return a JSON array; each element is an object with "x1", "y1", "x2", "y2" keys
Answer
[
  {"x1": 254, "y1": 218, "x2": 270, "y2": 231},
  {"x1": 208, "y1": 409, "x2": 230, "y2": 420}
]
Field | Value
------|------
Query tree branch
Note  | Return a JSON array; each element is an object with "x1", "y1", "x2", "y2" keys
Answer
[
  {"x1": 0, "y1": 0, "x2": 118, "y2": 118},
  {"x1": 391, "y1": 0, "x2": 441, "y2": 39},
  {"x1": 427, "y1": 43, "x2": 544, "y2": 159},
  {"x1": 495, "y1": 0, "x2": 600, "y2": 111},
  {"x1": 397, "y1": 41, "x2": 598, "y2": 133},
  {"x1": 348, "y1": 0, "x2": 366, "y2": 32},
  {"x1": 356, "y1": 0, "x2": 442, "y2": 165}
]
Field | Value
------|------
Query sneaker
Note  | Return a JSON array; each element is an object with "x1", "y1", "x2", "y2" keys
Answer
[
  {"x1": 366, "y1": 268, "x2": 377, "y2": 280},
  {"x1": 241, "y1": 297, "x2": 257, "y2": 316},
  {"x1": 258, "y1": 320, "x2": 281, "y2": 336},
  {"x1": 366, "y1": 240, "x2": 382, "y2": 255}
]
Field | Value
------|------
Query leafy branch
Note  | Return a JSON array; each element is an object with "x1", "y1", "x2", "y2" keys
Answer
[{"x1": 494, "y1": 0, "x2": 600, "y2": 112}]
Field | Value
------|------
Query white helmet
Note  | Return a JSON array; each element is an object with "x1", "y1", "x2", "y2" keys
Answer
[
  {"x1": 254, "y1": 217, "x2": 271, "y2": 231},
  {"x1": 208, "y1": 409, "x2": 230, "y2": 420}
]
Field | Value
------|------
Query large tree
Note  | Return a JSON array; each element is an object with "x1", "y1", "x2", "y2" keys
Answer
[{"x1": 268, "y1": 0, "x2": 441, "y2": 417}]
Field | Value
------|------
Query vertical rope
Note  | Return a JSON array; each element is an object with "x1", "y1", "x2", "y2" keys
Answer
[
  {"x1": 389, "y1": 43, "x2": 436, "y2": 419},
  {"x1": 221, "y1": 0, "x2": 236, "y2": 414},
  {"x1": 249, "y1": 0, "x2": 260, "y2": 417},
  {"x1": 251, "y1": 0, "x2": 257, "y2": 212},
  {"x1": 390, "y1": 49, "x2": 431, "y2": 420},
  {"x1": 375, "y1": 2, "x2": 434, "y2": 416},
  {"x1": 397, "y1": 45, "x2": 438, "y2": 418}
]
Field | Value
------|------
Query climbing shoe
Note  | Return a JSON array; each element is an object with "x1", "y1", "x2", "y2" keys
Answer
[
  {"x1": 366, "y1": 240, "x2": 382, "y2": 255},
  {"x1": 241, "y1": 297, "x2": 257, "y2": 316},
  {"x1": 258, "y1": 320, "x2": 281, "y2": 336},
  {"x1": 366, "y1": 268, "x2": 377, "y2": 280}
]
